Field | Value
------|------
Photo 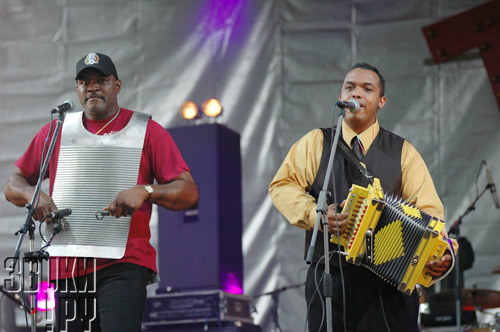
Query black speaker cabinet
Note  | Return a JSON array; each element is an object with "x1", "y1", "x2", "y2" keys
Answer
[{"x1": 157, "y1": 124, "x2": 243, "y2": 293}]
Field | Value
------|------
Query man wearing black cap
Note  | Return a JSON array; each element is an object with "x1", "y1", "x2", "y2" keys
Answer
[
  {"x1": 75, "y1": 52, "x2": 123, "y2": 126},
  {"x1": 5, "y1": 52, "x2": 199, "y2": 331}
]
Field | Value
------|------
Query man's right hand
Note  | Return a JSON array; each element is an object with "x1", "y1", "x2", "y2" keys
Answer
[
  {"x1": 4, "y1": 167, "x2": 57, "y2": 222},
  {"x1": 327, "y1": 201, "x2": 349, "y2": 236},
  {"x1": 33, "y1": 191, "x2": 58, "y2": 222}
]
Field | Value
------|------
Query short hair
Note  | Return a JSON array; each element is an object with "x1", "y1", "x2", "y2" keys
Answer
[{"x1": 351, "y1": 63, "x2": 385, "y2": 97}]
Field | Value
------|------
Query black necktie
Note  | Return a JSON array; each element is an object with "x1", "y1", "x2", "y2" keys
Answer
[{"x1": 351, "y1": 136, "x2": 364, "y2": 160}]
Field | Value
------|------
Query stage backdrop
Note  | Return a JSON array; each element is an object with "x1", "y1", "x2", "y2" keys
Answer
[{"x1": 1, "y1": 0, "x2": 499, "y2": 331}]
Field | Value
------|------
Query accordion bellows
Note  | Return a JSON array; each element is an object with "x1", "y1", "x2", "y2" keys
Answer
[{"x1": 330, "y1": 178, "x2": 448, "y2": 295}]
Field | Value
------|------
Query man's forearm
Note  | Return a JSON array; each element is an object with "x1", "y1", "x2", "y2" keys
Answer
[
  {"x1": 150, "y1": 172, "x2": 199, "y2": 211},
  {"x1": 4, "y1": 172, "x2": 35, "y2": 207}
]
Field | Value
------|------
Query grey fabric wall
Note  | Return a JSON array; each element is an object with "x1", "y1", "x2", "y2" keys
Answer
[{"x1": 1, "y1": 1, "x2": 499, "y2": 331}]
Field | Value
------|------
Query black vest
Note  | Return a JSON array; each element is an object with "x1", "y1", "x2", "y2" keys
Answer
[{"x1": 306, "y1": 126, "x2": 405, "y2": 264}]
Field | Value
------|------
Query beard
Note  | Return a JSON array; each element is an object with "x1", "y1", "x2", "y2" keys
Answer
[{"x1": 84, "y1": 96, "x2": 107, "y2": 115}]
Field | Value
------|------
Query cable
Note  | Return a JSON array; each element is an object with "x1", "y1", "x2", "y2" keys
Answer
[
  {"x1": 33, "y1": 113, "x2": 56, "y2": 214},
  {"x1": 305, "y1": 250, "x2": 349, "y2": 332},
  {"x1": 203, "y1": 298, "x2": 223, "y2": 332},
  {"x1": 376, "y1": 278, "x2": 392, "y2": 332},
  {"x1": 305, "y1": 116, "x2": 352, "y2": 332},
  {"x1": 476, "y1": 161, "x2": 484, "y2": 197},
  {"x1": 0, "y1": 293, "x2": 4, "y2": 332},
  {"x1": 204, "y1": 310, "x2": 211, "y2": 331},
  {"x1": 39, "y1": 113, "x2": 54, "y2": 175},
  {"x1": 304, "y1": 253, "x2": 327, "y2": 332},
  {"x1": 39, "y1": 218, "x2": 48, "y2": 244},
  {"x1": 214, "y1": 308, "x2": 222, "y2": 332},
  {"x1": 307, "y1": 255, "x2": 327, "y2": 332},
  {"x1": 22, "y1": 288, "x2": 28, "y2": 329},
  {"x1": 336, "y1": 250, "x2": 347, "y2": 332},
  {"x1": 330, "y1": 125, "x2": 348, "y2": 332}
]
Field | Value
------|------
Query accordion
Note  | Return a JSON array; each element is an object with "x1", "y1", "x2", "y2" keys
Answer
[{"x1": 330, "y1": 178, "x2": 448, "y2": 295}]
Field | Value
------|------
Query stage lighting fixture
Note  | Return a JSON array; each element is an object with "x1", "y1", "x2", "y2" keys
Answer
[
  {"x1": 34, "y1": 281, "x2": 56, "y2": 311},
  {"x1": 180, "y1": 101, "x2": 200, "y2": 120},
  {"x1": 202, "y1": 98, "x2": 223, "y2": 118}
]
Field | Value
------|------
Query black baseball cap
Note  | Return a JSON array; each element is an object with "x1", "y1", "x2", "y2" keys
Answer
[{"x1": 75, "y1": 52, "x2": 118, "y2": 80}]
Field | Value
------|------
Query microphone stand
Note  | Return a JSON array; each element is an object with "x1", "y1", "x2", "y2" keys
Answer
[
  {"x1": 10, "y1": 108, "x2": 67, "y2": 332},
  {"x1": 448, "y1": 181, "x2": 490, "y2": 332},
  {"x1": 306, "y1": 107, "x2": 346, "y2": 332},
  {"x1": 253, "y1": 283, "x2": 305, "y2": 332}
]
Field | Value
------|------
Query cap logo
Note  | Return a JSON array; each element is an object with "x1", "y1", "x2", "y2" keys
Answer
[{"x1": 84, "y1": 53, "x2": 99, "y2": 65}]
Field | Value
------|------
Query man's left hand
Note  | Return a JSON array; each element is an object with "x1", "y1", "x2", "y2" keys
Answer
[
  {"x1": 425, "y1": 251, "x2": 452, "y2": 277},
  {"x1": 105, "y1": 186, "x2": 148, "y2": 218}
]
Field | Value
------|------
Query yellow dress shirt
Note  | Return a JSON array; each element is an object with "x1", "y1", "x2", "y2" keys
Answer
[{"x1": 269, "y1": 119, "x2": 444, "y2": 230}]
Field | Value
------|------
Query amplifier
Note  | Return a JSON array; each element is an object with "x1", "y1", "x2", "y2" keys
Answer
[{"x1": 142, "y1": 290, "x2": 254, "y2": 327}]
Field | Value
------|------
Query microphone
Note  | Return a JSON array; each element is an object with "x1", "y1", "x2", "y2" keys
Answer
[
  {"x1": 51, "y1": 100, "x2": 75, "y2": 114},
  {"x1": 336, "y1": 99, "x2": 360, "y2": 112},
  {"x1": 51, "y1": 222, "x2": 63, "y2": 235},
  {"x1": 45, "y1": 208, "x2": 72, "y2": 219},
  {"x1": 484, "y1": 161, "x2": 500, "y2": 209}
]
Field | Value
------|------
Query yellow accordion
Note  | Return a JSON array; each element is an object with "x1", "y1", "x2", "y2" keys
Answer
[{"x1": 330, "y1": 178, "x2": 448, "y2": 295}]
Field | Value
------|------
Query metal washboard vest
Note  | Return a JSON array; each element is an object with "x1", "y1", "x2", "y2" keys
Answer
[{"x1": 46, "y1": 110, "x2": 150, "y2": 259}]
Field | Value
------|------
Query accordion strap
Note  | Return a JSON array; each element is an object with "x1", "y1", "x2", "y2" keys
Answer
[{"x1": 331, "y1": 128, "x2": 374, "y2": 184}]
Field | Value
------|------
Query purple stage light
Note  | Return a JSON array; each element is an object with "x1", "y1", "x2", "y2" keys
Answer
[
  {"x1": 35, "y1": 281, "x2": 56, "y2": 311},
  {"x1": 200, "y1": 0, "x2": 247, "y2": 37},
  {"x1": 221, "y1": 272, "x2": 243, "y2": 294}
]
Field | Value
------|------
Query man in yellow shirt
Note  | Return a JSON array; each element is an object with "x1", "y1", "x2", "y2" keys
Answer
[{"x1": 269, "y1": 63, "x2": 456, "y2": 332}]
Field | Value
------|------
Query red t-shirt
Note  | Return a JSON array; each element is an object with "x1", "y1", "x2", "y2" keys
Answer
[{"x1": 15, "y1": 108, "x2": 189, "y2": 279}]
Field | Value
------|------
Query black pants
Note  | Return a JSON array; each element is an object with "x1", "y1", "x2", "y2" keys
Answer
[
  {"x1": 51, "y1": 262, "x2": 153, "y2": 332},
  {"x1": 305, "y1": 262, "x2": 419, "y2": 332}
]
